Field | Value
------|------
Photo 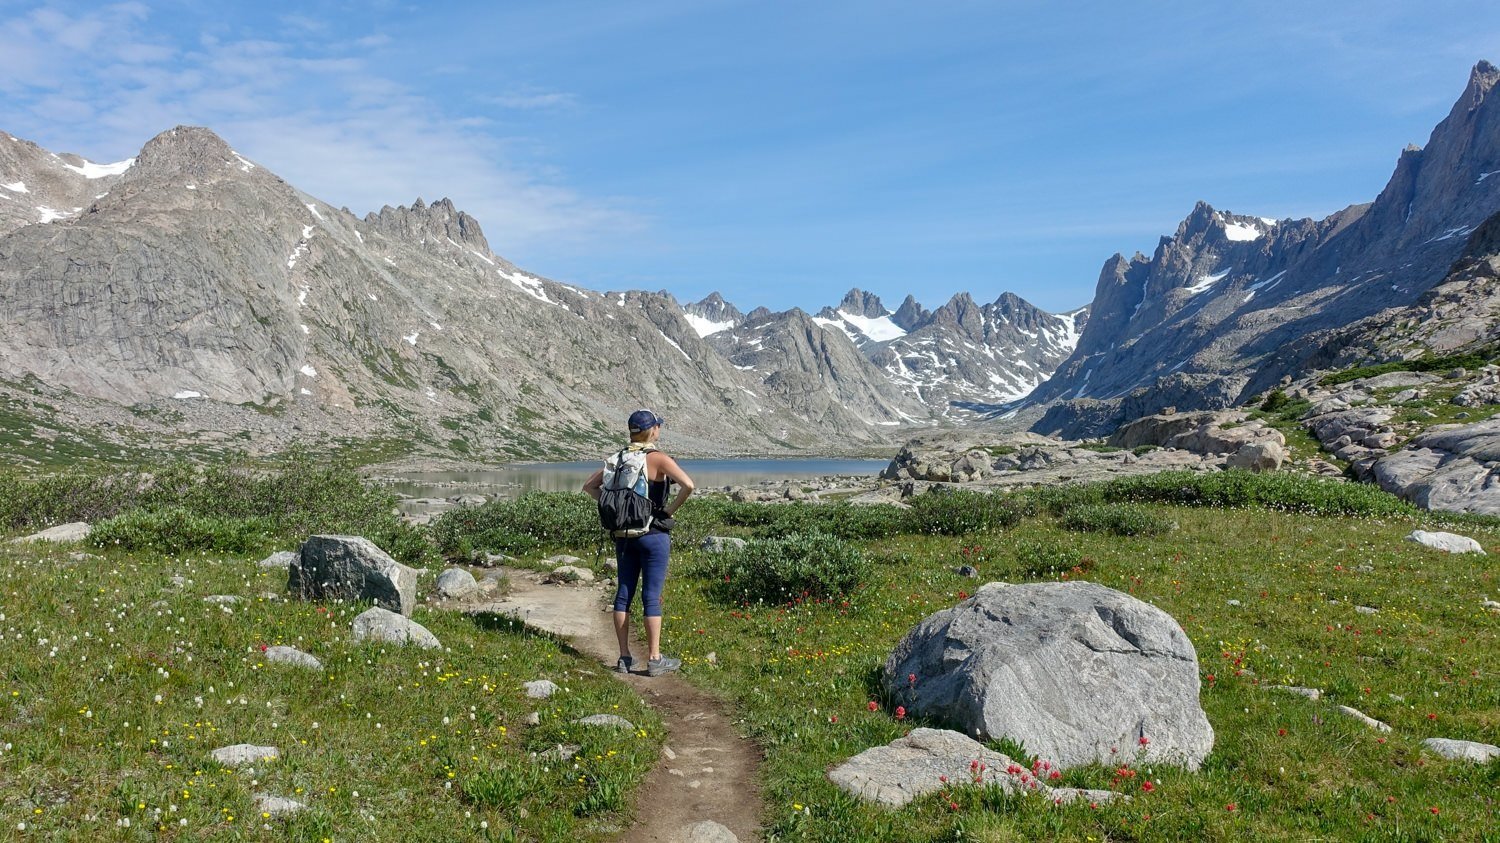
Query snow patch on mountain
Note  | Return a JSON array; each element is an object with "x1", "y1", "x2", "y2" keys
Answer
[
  {"x1": 684, "y1": 313, "x2": 735, "y2": 337},
  {"x1": 62, "y1": 158, "x2": 134, "y2": 179}
]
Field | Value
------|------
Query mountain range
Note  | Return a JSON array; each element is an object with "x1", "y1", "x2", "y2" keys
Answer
[
  {"x1": 1025, "y1": 61, "x2": 1500, "y2": 437},
  {"x1": 2, "y1": 61, "x2": 1498, "y2": 460},
  {"x1": 0, "y1": 127, "x2": 1080, "y2": 458}
]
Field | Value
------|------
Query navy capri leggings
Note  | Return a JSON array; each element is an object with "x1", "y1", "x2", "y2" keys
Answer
[{"x1": 612, "y1": 532, "x2": 670, "y2": 617}]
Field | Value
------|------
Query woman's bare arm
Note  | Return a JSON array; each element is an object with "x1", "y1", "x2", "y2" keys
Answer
[{"x1": 582, "y1": 468, "x2": 604, "y2": 502}]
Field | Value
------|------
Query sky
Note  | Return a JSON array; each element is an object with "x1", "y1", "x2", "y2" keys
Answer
[{"x1": 1, "y1": 1, "x2": 1498, "y2": 314}]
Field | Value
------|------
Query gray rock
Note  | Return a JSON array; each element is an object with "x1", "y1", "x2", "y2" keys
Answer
[
  {"x1": 1227, "y1": 440, "x2": 1285, "y2": 472},
  {"x1": 448, "y1": 493, "x2": 488, "y2": 506},
  {"x1": 210, "y1": 744, "x2": 279, "y2": 767},
  {"x1": 203, "y1": 594, "x2": 241, "y2": 605},
  {"x1": 253, "y1": 793, "x2": 307, "y2": 816},
  {"x1": 1421, "y1": 737, "x2": 1500, "y2": 763},
  {"x1": 1269, "y1": 685, "x2": 1322, "y2": 700},
  {"x1": 264, "y1": 645, "x2": 322, "y2": 670},
  {"x1": 955, "y1": 565, "x2": 979, "y2": 578},
  {"x1": 1336, "y1": 705, "x2": 1392, "y2": 732},
  {"x1": 523, "y1": 711, "x2": 541, "y2": 726},
  {"x1": 545, "y1": 565, "x2": 595, "y2": 584},
  {"x1": 10, "y1": 522, "x2": 90, "y2": 544},
  {"x1": 524, "y1": 679, "x2": 559, "y2": 699},
  {"x1": 673, "y1": 820, "x2": 738, "y2": 843},
  {"x1": 257, "y1": 550, "x2": 298, "y2": 569},
  {"x1": 883, "y1": 581, "x2": 1213, "y2": 770},
  {"x1": 1355, "y1": 606, "x2": 1378, "y2": 615},
  {"x1": 434, "y1": 567, "x2": 478, "y2": 599},
  {"x1": 350, "y1": 607, "x2": 441, "y2": 649},
  {"x1": 290, "y1": 535, "x2": 419, "y2": 616},
  {"x1": 700, "y1": 536, "x2": 747, "y2": 553},
  {"x1": 827, "y1": 728, "x2": 1032, "y2": 808},
  {"x1": 539, "y1": 743, "x2": 581, "y2": 762},
  {"x1": 1404, "y1": 530, "x2": 1486, "y2": 554},
  {"x1": 574, "y1": 714, "x2": 635, "y2": 729},
  {"x1": 546, "y1": 554, "x2": 584, "y2": 566}
]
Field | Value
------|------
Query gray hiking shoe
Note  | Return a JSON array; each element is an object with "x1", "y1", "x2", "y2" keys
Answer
[
  {"x1": 615, "y1": 656, "x2": 634, "y2": 674},
  {"x1": 646, "y1": 655, "x2": 681, "y2": 677}
]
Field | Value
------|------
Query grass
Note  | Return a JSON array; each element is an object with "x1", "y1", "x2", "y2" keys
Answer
[
  {"x1": 656, "y1": 502, "x2": 1500, "y2": 842},
  {"x1": 6, "y1": 464, "x2": 1500, "y2": 841},
  {"x1": 0, "y1": 549, "x2": 661, "y2": 842}
]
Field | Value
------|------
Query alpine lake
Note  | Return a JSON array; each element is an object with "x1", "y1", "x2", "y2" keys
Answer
[{"x1": 385, "y1": 457, "x2": 889, "y2": 515}]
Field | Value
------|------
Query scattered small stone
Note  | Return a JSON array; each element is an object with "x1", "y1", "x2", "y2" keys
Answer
[
  {"x1": 1355, "y1": 606, "x2": 1378, "y2": 615},
  {"x1": 253, "y1": 793, "x2": 306, "y2": 817},
  {"x1": 1270, "y1": 685, "x2": 1322, "y2": 701},
  {"x1": 700, "y1": 536, "x2": 747, "y2": 554},
  {"x1": 1404, "y1": 530, "x2": 1486, "y2": 555},
  {"x1": 954, "y1": 565, "x2": 978, "y2": 578},
  {"x1": 539, "y1": 743, "x2": 580, "y2": 762},
  {"x1": 434, "y1": 567, "x2": 478, "y2": 600},
  {"x1": 1226, "y1": 599, "x2": 1241, "y2": 607},
  {"x1": 1357, "y1": 564, "x2": 1374, "y2": 573},
  {"x1": 203, "y1": 595, "x2": 241, "y2": 605},
  {"x1": 663, "y1": 746, "x2": 677, "y2": 760},
  {"x1": 1336, "y1": 705, "x2": 1392, "y2": 732},
  {"x1": 705, "y1": 651, "x2": 718, "y2": 665},
  {"x1": 524, "y1": 679, "x2": 560, "y2": 699},
  {"x1": 675, "y1": 820, "x2": 739, "y2": 843},
  {"x1": 523, "y1": 712, "x2": 541, "y2": 726},
  {"x1": 546, "y1": 554, "x2": 584, "y2": 566},
  {"x1": 573, "y1": 714, "x2": 635, "y2": 729},
  {"x1": 210, "y1": 744, "x2": 279, "y2": 768},
  {"x1": 1421, "y1": 738, "x2": 1500, "y2": 763},
  {"x1": 264, "y1": 646, "x2": 322, "y2": 670},
  {"x1": 544, "y1": 565, "x2": 595, "y2": 584},
  {"x1": 257, "y1": 551, "x2": 298, "y2": 569},
  {"x1": 1482, "y1": 600, "x2": 1500, "y2": 613},
  {"x1": 169, "y1": 575, "x2": 187, "y2": 587},
  {"x1": 351, "y1": 607, "x2": 441, "y2": 649}
]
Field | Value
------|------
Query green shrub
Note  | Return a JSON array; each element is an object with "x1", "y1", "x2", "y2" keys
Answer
[
  {"x1": 1030, "y1": 470, "x2": 1418, "y2": 519},
  {"x1": 430, "y1": 491, "x2": 601, "y2": 557},
  {"x1": 904, "y1": 489, "x2": 1030, "y2": 536},
  {"x1": 698, "y1": 533, "x2": 870, "y2": 605},
  {"x1": 1320, "y1": 342, "x2": 1500, "y2": 387},
  {"x1": 1059, "y1": 503, "x2": 1176, "y2": 536},
  {"x1": 1260, "y1": 389, "x2": 1291, "y2": 412},
  {"x1": 89, "y1": 508, "x2": 278, "y2": 555},
  {"x1": 1009, "y1": 540, "x2": 1086, "y2": 577},
  {"x1": 0, "y1": 453, "x2": 433, "y2": 564}
]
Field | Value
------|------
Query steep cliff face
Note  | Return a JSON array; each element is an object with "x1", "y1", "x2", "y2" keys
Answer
[
  {"x1": 0, "y1": 130, "x2": 134, "y2": 236},
  {"x1": 1027, "y1": 61, "x2": 1500, "y2": 436}
]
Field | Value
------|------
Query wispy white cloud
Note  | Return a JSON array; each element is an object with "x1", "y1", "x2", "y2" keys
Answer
[{"x1": 0, "y1": 2, "x2": 642, "y2": 254}]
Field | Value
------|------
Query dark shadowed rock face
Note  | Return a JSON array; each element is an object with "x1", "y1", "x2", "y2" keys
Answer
[
  {"x1": 884, "y1": 581, "x2": 1214, "y2": 770},
  {"x1": 1026, "y1": 62, "x2": 1500, "y2": 436},
  {"x1": 290, "y1": 535, "x2": 418, "y2": 616}
]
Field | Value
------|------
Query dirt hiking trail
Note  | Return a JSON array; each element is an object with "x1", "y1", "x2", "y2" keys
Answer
[{"x1": 469, "y1": 569, "x2": 763, "y2": 842}]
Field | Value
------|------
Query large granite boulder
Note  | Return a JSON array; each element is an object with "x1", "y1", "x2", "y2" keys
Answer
[
  {"x1": 289, "y1": 535, "x2": 419, "y2": 615},
  {"x1": 1372, "y1": 419, "x2": 1500, "y2": 514},
  {"x1": 1227, "y1": 440, "x2": 1285, "y2": 473},
  {"x1": 884, "y1": 581, "x2": 1213, "y2": 770},
  {"x1": 10, "y1": 522, "x2": 91, "y2": 544},
  {"x1": 1404, "y1": 530, "x2": 1487, "y2": 554},
  {"x1": 351, "y1": 607, "x2": 441, "y2": 649}
]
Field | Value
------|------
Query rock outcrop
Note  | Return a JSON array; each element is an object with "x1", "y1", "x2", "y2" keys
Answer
[
  {"x1": 883, "y1": 581, "x2": 1214, "y2": 770},
  {"x1": 289, "y1": 535, "x2": 419, "y2": 615},
  {"x1": 350, "y1": 606, "x2": 441, "y2": 649}
]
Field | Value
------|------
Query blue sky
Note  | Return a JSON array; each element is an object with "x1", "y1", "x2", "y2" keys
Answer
[{"x1": 1, "y1": 1, "x2": 1497, "y2": 313}]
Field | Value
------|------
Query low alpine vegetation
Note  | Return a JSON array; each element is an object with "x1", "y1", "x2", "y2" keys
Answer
[
  {"x1": 696, "y1": 533, "x2": 870, "y2": 605},
  {"x1": 1058, "y1": 503, "x2": 1177, "y2": 536}
]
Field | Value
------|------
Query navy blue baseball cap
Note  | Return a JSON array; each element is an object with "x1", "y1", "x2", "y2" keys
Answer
[{"x1": 628, "y1": 409, "x2": 665, "y2": 433}]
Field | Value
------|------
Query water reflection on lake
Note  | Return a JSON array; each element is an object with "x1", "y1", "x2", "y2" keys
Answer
[{"x1": 388, "y1": 458, "x2": 889, "y2": 502}]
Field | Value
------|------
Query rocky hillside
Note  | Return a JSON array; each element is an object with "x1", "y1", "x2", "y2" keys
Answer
[
  {"x1": 0, "y1": 127, "x2": 928, "y2": 459},
  {"x1": 1029, "y1": 61, "x2": 1500, "y2": 438}
]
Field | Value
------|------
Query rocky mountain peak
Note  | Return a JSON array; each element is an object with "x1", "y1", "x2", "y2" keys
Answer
[
  {"x1": 837, "y1": 288, "x2": 888, "y2": 319},
  {"x1": 685, "y1": 292, "x2": 743, "y2": 323},
  {"x1": 128, "y1": 125, "x2": 236, "y2": 182},
  {"x1": 891, "y1": 295, "x2": 929, "y2": 331},
  {"x1": 365, "y1": 197, "x2": 491, "y2": 253}
]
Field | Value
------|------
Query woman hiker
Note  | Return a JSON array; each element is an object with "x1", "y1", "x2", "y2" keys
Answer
[{"x1": 583, "y1": 409, "x2": 695, "y2": 676}]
